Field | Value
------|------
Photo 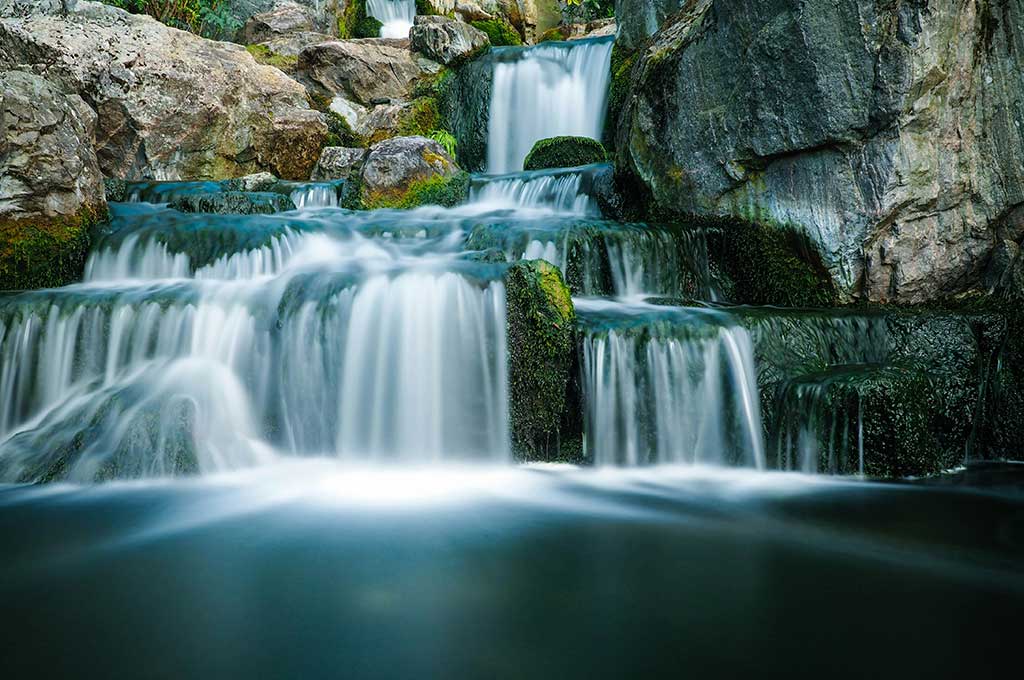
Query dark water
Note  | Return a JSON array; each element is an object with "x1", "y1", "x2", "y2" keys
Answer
[{"x1": 1, "y1": 463, "x2": 1022, "y2": 679}]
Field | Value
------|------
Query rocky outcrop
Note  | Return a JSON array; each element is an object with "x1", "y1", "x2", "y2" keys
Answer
[
  {"x1": 297, "y1": 38, "x2": 444, "y2": 106},
  {"x1": 613, "y1": 0, "x2": 684, "y2": 50},
  {"x1": 617, "y1": 0, "x2": 1024, "y2": 303},
  {"x1": 223, "y1": 0, "x2": 338, "y2": 34},
  {"x1": 0, "y1": 1, "x2": 327, "y2": 180},
  {"x1": 538, "y1": 17, "x2": 615, "y2": 42},
  {"x1": 358, "y1": 135, "x2": 466, "y2": 208},
  {"x1": 1, "y1": 70, "x2": 106, "y2": 289},
  {"x1": 410, "y1": 15, "x2": 489, "y2": 65},
  {"x1": 437, "y1": 51, "x2": 492, "y2": 171},
  {"x1": 237, "y1": 1, "x2": 315, "y2": 43},
  {"x1": 312, "y1": 147, "x2": 367, "y2": 180},
  {"x1": 168, "y1": 191, "x2": 296, "y2": 215}
]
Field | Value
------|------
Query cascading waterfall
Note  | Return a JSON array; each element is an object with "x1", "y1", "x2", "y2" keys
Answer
[
  {"x1": 576, "y1": 300, "x2": 766, "y2": 468},
  {"x1": 487, "y1": 37, "x2": 614, "y2": 173},
  {"x1": 366, "y1": 0, "x2": 416, "y2": 39},
  {"x1": 468, "y1": 166, "x2": 603, "y2": 216}
]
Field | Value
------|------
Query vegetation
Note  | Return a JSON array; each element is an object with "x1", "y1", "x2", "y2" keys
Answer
[
  {"x1": 361, "y1": 172, "x2": 469, "y2": 210},
  {"x1": 338, "y1": 0, "x2": 383, "y2": 39},
  {"x1": 0, "y1": 205, "x2": 107, "y2": 290},
  {"x1": 428, "y1": 129, "x2": 458, "y2": 158},
  {"x1": 324, "y1": 110, "x2": 366, "y2": 148},
  {"x1": 523, "y1": 136, "x2": 607, "y2": 171},
  {"x1": 470, "y1": 18, "x2": 523, "y2": 46},
  {"x1": 99, "y1": 0, "x2": 241, "y2": 39},
  {"x1": 245, "y1": 44, "x2": 298, "y2": 71}
]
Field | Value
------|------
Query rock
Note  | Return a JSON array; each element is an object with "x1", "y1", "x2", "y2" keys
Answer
[
  {"x1": 538, "y1": 18, "x2": 616, "y2": 42},
  {"x1": 0, "y1": 1, "x2": 327, "y2": 180},
  {"x1": 237, "y1": 1, "x2": 315, "y2": 43},
  {"x1": 613, "y1": 0, "x2": 684, "y2": 50},
  {"x1": 617, "y1": 0, "x2": 1024, "y2": 303},
  {"x1": 312, "y1": 147, "x2": 367, "y2": 180},
  {"x1": 437, "y1": 52, "x2": 492, "y2": 171},
  {"x1": 523, "y1": 136, "x2": 607, "y2": 171},
  {"x1": 254, "y1": 31, "x2": 333, "y2": 57},
  {"x1": 224, "y1": 172, "x2": 279, "y2": 192},
  {"x1": 504, "y1": 259, "x2": 576, "y2": 461},
  {"x1": 221, "y1": 0, "x2": 337, "y2": 34},
  {"x1": 454, "y1": 1, "x2": 494, "y2": 22},
  {"x1": 358, "y1": 135, "x2": 467, "y2": 208},
  {"x1": 297, "y1": 39, "x2": 443, "y2": 107},
  {"x1": 168, "y1": 191, "x2": 296, "y2": 215},
  {"x1": 409, "y1": 15, "x2": 489, "y2": 66},
  {"x1": 1, "y1": 70, "x2": 106, "y2": 290},
  {"x1": 469, "y1": 16, "x2": 523, "y2": 46}
]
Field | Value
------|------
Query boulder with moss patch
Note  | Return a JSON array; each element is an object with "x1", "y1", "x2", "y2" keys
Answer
[
  {"x1": 312, "y1": 147, "x2": 368, "y2": 180},
  {"x1": 469, "y1": 17, "x2": 522, "y2": 46},
  {"x1": 410, "y1": 15, "x2": 490, "y2": 65},
  {"x1": 358, "y1": 135, "x2": 468, "y2": 208},
  {"x1": 1, "y1": 70, "x2": 107, "y2": 290},
  {"x1": 523, "y1": 136, "x2": 607, "y2": 171}
]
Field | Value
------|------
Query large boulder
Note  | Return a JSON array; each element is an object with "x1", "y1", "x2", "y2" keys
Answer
[
  {"x1": 523, "y1": 136, "x2": 607, "y2": 171},
  {"x1": 312, "y1": 146, "x2": 367, "y2": 180},
  {"x1": 1, "y1": 70, "x2": 106, "y2": 290},
  {"x1": 297, "y1": 38, "x2": 443, "y2": 106},
  {"x1": 617, "y1": 0, "x2": 1024, "y2": 303},
  {"x1": 237, "y1": 1, "x2": 315, "y2": 43},
  {"x1": 0, "y1": 1, "x2": 328, "y2": 180},
  {"x1": 409, "y1": 15, "x2": 489, "y2": 65},
  {"x1": 358, "y1": 135, "x2": 467, "y2": 208}
]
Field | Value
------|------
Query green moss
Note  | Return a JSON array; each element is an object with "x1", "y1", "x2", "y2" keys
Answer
[
  {"x1": 324, "y1": 110, "x2": 366, "y2": 148},
  {"x1": 0, "y1": 205, "x2": 107, "y2": 290},
  {"x1": 338, "y1": 0, "x2": 383, "y2": 38},
  {"x1": 470, "y1": 18, "x2": 523, "y2": 46},
  {"x1": 361, "y1": 171, "x2": 469, "y2": 210},
  {"x1": 245, "y1": 44, "x2": 298, "y2": 71},
  {"x1": 397, "y1": 97, "x2": 441, "y2": 137},
  {"x1": 523, "y1": 136, "x2": 607, "y2": 171},
  {"x1": 538, "y1": 26, "x2": 569, "y2": 43},
  {"x1": 505, "y1": 259, "x2": 577, "y2": 461},
  {"x1": 605, "y1": 44, "x2": 637, "y2": 149}
]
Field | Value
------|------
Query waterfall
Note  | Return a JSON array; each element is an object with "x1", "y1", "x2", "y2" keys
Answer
[
  {"x1": 468, "y1": 166, "x2": 603, "y2": 216},
  {"x1": 366, "y1": 0, "x2": 416, "y2": 39},
  {"x1": 290, "y1": 182, "x2": 343, "y2": 208},
  {"x1": 487, "y1": 37, "x2": 614, "y2": 173},
  {"x1": 577, "y1": 300, "x2": 765, "y2": 468}
]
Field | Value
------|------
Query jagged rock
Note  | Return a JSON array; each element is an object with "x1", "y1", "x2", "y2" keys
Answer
[
  {"x1": 617, "y1": 0, "x2": 1024, "y2": 303},
  {"x1": 454, "y1": 1, "x2": 494, "y2": 22},
  {"x1": 613, "y1": 0, "x2": 684, "y2": 50},
  {"x1": 221, "y1": 0, "x2": 337, "y2": 33},
  {"x1": 359, "y1": 135, "x2": 465, "y2": 208},
  {"x1": 0, "y1": 1, "x2": 327, "y2": 180},
  {"x1": 237, "y1": 1, "x2": 315, "y2": 43},
  {"x1": 538, "y1": 18, "x2": 615, "y2": 42},
  {"x1": 409, "y1": 15, "x2": 489, "y2": 66},
  {"x1": 1, "y1": 70, "x2": 106, "y2": 290},
  {"x1": 312, "y1": 147, "x2": 367, "y2": 180},
  {"x1": 168, "y1": 191, "x2": 296, "y2": 215},
  {"x1": 297, "y1": 38, "x2": 443, "y2": 106},
  {"x1": 255, "y1": 31, "x2": 333, "y2": 57}
]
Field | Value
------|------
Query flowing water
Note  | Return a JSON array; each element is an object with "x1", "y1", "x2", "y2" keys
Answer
[
  {"x1": 487, "y1": 37, "x2": 614, "y2": 173},
  {"x1": 366, "y1": 0, "x2": 416, "y2": 39}
]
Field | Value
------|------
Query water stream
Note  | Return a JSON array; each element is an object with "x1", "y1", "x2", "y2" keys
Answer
[{"x1": 366, "y1": 0, "x2": 416, "y2": 39}]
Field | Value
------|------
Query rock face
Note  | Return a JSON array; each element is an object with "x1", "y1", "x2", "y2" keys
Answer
[
  {"x1": 312, "y1": 147, "x2": 367, "y2": 180},
  {"x1": 613, "y1": 0, "x2": 684, "y2": 50},
  {"x1": 409, "y1": 15, "x2": 489, "y2": 65},
  {"x1": 237, "y1": 1, "x2": 315, "y2": 43},
  {"x1": 358, "y1": 135, "x2": 464, "y2": 208},
  {"x1": 168, "y1": 191, "x2": 296, "y2": 215},
  {"x1": 524, "y1": 136, "x2": 607, "y2": 171},
  {"x1": 0, "y1": 1, "x2": 327, "y2": 180},
  {"x1": 1, "y1": 70, "x2": 106, "y2": 289},
  {"x1": 298, "y1": 38, "x2": 444, "y2": 106},
  {"x1": 617, "y1": 0, "x2": 1024, "y2": 303}
]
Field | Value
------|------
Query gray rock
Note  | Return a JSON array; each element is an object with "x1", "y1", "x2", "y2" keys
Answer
[
  {"x1": 617, "y1": 0, "x2": 1024, "y2": 303},
  {"x1": 410, "y1": 15, "x2": 489, "y2": 65},
  {"x1": 257, "y1": 31, "x2": 333, "y2": 57},
  {"x1": 359, "y1": 135, "x2": 461, "y2": 207},
  {"x1": 220, "y1": 0, "x2": 338, "y2": 34},
  {"x1": 437, "y1": 51, "x2": 493, "y2": 171},
  {"x1": 613, "y1": 0, "x2": 684, "y2": 50},
  {"x1": 297, "y1": 38, "x2": 444, "y2": 107},
  {"x1": 0, "y1": 1, "x2": 327, "y2": 180},
  {"x1": 237, "y1": 1, "x2": 315, "y2": 43},
  {"x1": 168, "y1": 191, "x2": 296, "y2": 215},
  {"x1": 312, "y1": 147, "x2": 367, "y2": 180},
  {"x1": 224, "y1": 172, "x2": 279, "y2": 193}
]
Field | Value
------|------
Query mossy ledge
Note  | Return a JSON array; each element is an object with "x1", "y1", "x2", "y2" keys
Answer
[
  {"x1": 523, "y1": 136, "x2": 607, "y2": 171},
  {"x1": 338, "y1": 0, "x2": 383, "y2": 39},
  {"x1": 470, "y1": 18, "x2": 523, "y2": 46},
  {"x1": 361, "y1": 171, "x2": 470, "y2": 210},
  {"x1": 0, "y1": 205, "x2": 108, "y2": 291},
  {"x1": 505, "y1": 259, "x2": 578, "y2": 461}
]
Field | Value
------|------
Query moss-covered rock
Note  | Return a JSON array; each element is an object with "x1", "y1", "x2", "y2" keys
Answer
[
  {"x1": 470, "y1": 18, "x2": 523, "y2": 46},
  {"x1": 168, "y1": 191, "x2": 297, "y2": 215},
  {"x1": 504, "y1": 259, "x2": 577, "y2": 461},
  {"x1": 245, "y1": 43, "x2": 299, "y2": 72},
  {"x1": 362, "y1": 172, "x2": 470, "y2": 209},
  {"x1": 338, "y1": 0, "x2": 382, "y2": 38},
  {"x1": 523, "y1": 136, "x2": 607, "y2": 171},
  {"x1": 0, "y1": 207, "x2": 106, "y2": 290},
  {"x1": 436, "y1": 57, "x2": 492, "y2": 171},
  {"x1": 358, "y1": 135, "x2": 468, "y2": 209}
]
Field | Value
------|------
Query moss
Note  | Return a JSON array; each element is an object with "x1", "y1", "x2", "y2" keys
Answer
[
  {"x1": 538, "y1": 26, "x2": 569, "y2": 43},
  {"x1": 414, "y1": 0, "x2": 446, "y2": 15},
  {"x1": 505, "y1": 259, "x2": 577, "y2": 461},
  {"x1": 605, "y1": 43, "x2": 638, "y2": 149},
  {"x1": 245, "y1": 44, "x2": 298, "y2": 71},
  {"x1": 324, "y1": 110, "x2": 366, "y2": 148},
  {"x1": 470, "y1": 18, "x2": 523, "y2": 46},
  {"x1": 338, "y1": 0, "x2": 383, "y2": 38},
  {"x1": 397, "y1": 97, "x2": 441, "y2": 137},
  {"x1": 361, "y1": 171, "x2": 470, "y2": 210},
  {"x1": 0, "y1": 204, "x2": 107, "y2": 291},
  {"x1": 523, "y1": 136, "x2": 607, "y2": 171}
]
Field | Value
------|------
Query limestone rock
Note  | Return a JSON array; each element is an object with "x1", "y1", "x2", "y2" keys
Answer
[
  {"x1": 312, "y1": 147, "x2": 367, "y2": 180},
  {"x1": 1, "y1": 70, "x2": 106, "y2": 289},
  {"x1": 617, "y1": 0, "x2": 1024, "y2": 303},
  {"x1": 409, "y1": 15, "x2": 489, "y2": 66},
  {"x1": 359, "y1": 135, "x2": 464, "y2": 208},
  {"x1": 297, "y1": 38, "x2": 443, "y2": 106},
  {"x1": 0, "y1": 1, "x2": 328, "y2": 180}
]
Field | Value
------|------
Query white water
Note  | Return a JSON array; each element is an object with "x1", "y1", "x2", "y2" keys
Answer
[
  {"x1": 367, "y1": 0, "x2": 416, "y2": 39},
  {"x1": 290, "y1": 183, "x2": 341, "y2": 208},
  {"x1": 469, "y1": 168, "x2": 600, "y2": 216},
  {"x1": 487, "y1": 38, "x2": 614, "y2": 173}
]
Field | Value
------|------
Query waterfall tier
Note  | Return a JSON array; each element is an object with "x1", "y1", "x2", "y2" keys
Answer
[{"x1": 366, "y1": 0, "x2": 416, "y2": 39}]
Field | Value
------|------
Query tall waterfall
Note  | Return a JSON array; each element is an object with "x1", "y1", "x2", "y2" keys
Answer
[
  {"x1": 366, "y1": 0, "x2": 416, "y2": 39},
  {"x1": 487, "y1": 37, "x2": 614, "y2": 173}
]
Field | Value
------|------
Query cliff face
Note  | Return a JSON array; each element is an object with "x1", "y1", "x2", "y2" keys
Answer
[{"x1": 617, "y1": 0, "x2": 1024, "y2": 302}]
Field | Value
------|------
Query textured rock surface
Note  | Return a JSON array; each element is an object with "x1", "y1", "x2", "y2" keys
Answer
[
  {"x1": 312, "y1": 146, "x2": 367, "y2": 180},
  {"x1": 409, "y1": 15, "x2": 489, "y2": 65},
  {"x1": 168, "y1": 191, "x2": 296, "y2": 215},
  {"x1": 437, "y1": 51, "x2": 493, "y2": 171},
  {"x1": 617, "y1": 0, "x2": 1024, "y2": 303},
  {"x1": 1, "y1": 69, "x2": 106, "y2": 289},
  {"x1": 237, "y1": 1, "x2": 315, "y2": 43},
  {"x1": 538, "y1": 17, "x2": 616, "y2": 42},
  {"x1": 523, "y1": 136, "x2": 607, "y2": 171},
  {"x1": 613, "y1": 0, "x2": 684, "y2": 50},
  {"x1": 0, "y1": 1, "x2": 327, "y2": 180},
  {"x1": 358, "y1": 135, "x2": 462, "y2": 208},
  {"x1": 297, "y1": 38, "x2": 443, "y2": 106}
]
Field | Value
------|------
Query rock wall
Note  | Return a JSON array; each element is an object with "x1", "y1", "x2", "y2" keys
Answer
[
  {"x1": 617, "y1": 0, "x2": 1024, "y2": 303},
  {"x1": 613, "y1": 0, "x2": 684, "y2": 50}
]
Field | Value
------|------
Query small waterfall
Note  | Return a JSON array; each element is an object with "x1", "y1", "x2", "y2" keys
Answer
[
  {"x1": 487, "y1": 37, "x2": 614, "y2": 173},
  {"x1": 469, "y1": 166, "x2": 602, "y2": 216},
  {"x1": 577, "y1": 300, "x2": 765, "y2": 468},
  {"x1": 366, "y1": 0, "x2": 416, "y2": 39},
  {"x1": 290, "y1": 182, "x2": 343, "y2": 208}
]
